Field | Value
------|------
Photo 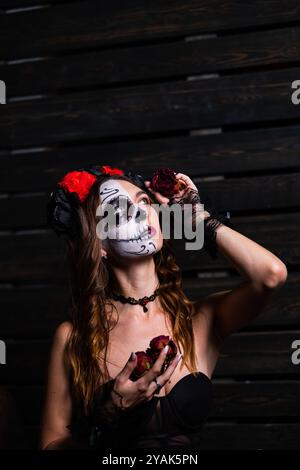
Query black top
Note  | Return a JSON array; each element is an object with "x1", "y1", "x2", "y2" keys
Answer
[{"x1": 67, "y1": 371, "x2": 213, "y2": 452}]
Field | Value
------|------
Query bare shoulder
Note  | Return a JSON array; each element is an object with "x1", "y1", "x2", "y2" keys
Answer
[
  {"x1": 47, "y1": 321, "x2": 73, "y2": 378},
  {"x1": 53, "y1": 321, "x2": 73, "y2": 347}
]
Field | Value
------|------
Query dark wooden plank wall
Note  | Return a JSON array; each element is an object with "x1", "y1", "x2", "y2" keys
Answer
[{"x1": 0, "y1": 0, "x2": 300, "y2": 450}]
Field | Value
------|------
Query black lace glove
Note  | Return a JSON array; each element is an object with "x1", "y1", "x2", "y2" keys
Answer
[
  {"x1": 202, "y1": 206, "x2": 232, "y2": 260},
  {"x1": 167, "y1": 173, "x2": 232, "y2": 260},
  {"x1": 89, "y1": 378, "x2": 134, "y2": 448}
]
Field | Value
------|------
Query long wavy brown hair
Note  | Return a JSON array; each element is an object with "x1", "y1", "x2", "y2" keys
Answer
[{"x1": 64, "y1": 173, "x2": 199, "y2": 414}]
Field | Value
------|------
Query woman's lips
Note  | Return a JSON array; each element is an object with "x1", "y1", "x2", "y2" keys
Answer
[{"x1": 148, "y1": 226, "x2": 156, "y2": 236}]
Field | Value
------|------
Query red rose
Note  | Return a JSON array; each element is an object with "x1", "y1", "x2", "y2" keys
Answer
[
  {"x1": 146, "y1": 335, "x2": 177, "y2": 369},
  {"x1": 129, "y1": 351, "x2": 153, "y2": 381},
  {"x1": 150, "y1": 168, "x2": 187, "y2": 198},
  {"x1": 58, "y1": 171, "x2": 97, "y2": 202},
  {"x1": 130, "y1": 335, "x2": 178, "y2": 381},
  {"x1": 150, "y1": 168, "x2": 177, "y2": 198},
  {"x1": 100, "y1": 165, "x2": 124, "y2": 176}
]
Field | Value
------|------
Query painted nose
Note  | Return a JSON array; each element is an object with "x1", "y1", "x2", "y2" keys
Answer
[{"x1": 134, "y1": 205, "x2": 147, "y2": 222}]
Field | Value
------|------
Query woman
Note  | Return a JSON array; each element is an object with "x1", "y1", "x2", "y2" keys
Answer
[{"x1": 40, "y1": 165, "x2": 287, "y2": 452}]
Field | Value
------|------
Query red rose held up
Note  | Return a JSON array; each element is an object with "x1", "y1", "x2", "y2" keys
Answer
[{"x1": 150, "y1": 168, "x2": 186, "y2": 198}]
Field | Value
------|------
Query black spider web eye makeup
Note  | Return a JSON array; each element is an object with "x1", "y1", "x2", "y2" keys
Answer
[{"x1": 110, "y1": 195, "x2": 134, "y2": 226}]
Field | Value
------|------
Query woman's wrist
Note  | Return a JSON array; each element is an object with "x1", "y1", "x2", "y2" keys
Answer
[
  {"x1": 203, "y1": 211, "x2": 231, "y2": 259},
  {"x1": 110, "y1": 384, "x2": 128, "y2": 410},
  {"x1": 93, "y1": 380, "x2": 130, "y2": 430},
  {"x1": 190, "y1": 203, "x2": 211, "y2": 229}
]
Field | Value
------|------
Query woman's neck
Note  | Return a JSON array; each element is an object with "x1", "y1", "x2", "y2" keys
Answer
[{"x1": 109, "y1": 256, "x2": 162, "y2": 317}]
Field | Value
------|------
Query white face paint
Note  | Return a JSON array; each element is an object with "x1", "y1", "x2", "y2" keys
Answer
[{"x1": 99, "y1": 179, "x2": 161, "y2": 258}]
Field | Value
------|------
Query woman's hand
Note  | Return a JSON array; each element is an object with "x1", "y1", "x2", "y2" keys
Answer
[
  {"x1": 144, "y1": 180, "x2": 170, "y2": 206},
  {"x1": 111, "y1": 346, "x2": 183, "y2": 409},
  {"x1": 145, "y1": 173, "x2": 210, "y2": 228}
]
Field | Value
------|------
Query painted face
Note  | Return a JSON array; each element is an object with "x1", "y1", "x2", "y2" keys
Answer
[{"x1": 98, "y1": 179, "x2": 163, "y2": 258}]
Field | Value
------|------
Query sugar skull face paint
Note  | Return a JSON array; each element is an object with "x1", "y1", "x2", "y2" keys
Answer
[{"x1": 98, "y1": 179, "x2": 163, "y2": 258}]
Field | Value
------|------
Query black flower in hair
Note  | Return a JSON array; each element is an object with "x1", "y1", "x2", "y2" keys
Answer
[
  {"x1": 46, "y1": 187, "x2": 81, "y2": 239},
  {"x1": 125, "y1": 171, "x2": 154, "y2": 199}
]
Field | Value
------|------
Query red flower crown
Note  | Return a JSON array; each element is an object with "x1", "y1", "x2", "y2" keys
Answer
[{"x1": 57, "y1": 165, "x2": 124, "y2": 202}]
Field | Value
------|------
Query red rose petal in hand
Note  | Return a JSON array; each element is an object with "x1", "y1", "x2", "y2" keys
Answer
[
  {"x1": 129, "y1": 335, "x2": 179, "y2": 381},
  {"x1": 129, "y1": 351, "x2": 153, "y2": 382},
  {"x1": 149, "y1": 335, "x2": 177, "y2": 358},
  {"x1": 147, "y1": 335, "x2": 178, "y2": 373}
]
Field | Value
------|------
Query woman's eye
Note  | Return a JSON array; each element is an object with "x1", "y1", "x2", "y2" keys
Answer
[{"x1": 140, "y1": 197, "x2": 150, "y2": 204}]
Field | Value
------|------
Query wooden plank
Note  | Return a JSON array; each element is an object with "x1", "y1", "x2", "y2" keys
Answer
[
  {"x1": 212, "y1": 381, "x2": 300, "y2": 418},
  {"x1": 8, "y1": 380, "x2": 300, "y2": 426},
  {"x1": 2, "y1": 0, "x2": 300, "y2": 59},
  {"x1": 8, "y1": 386, "x2": 43, "y2": 426},
  {"x1": 184, "y1": 272, "x2": 300, "y2": 329},
  {"x1": 2, "y1": 124, "x2": 300, "y2": 192},
  {"x1": 0, "y1": 212, "x2": 299, "y2": 282},
  {"x1": 0, "y1": 386, "x2": 27, "y2": 450},
  {"x1": 4, "y1": 25, "x2": 300, "y2": 96},
  {"x1": 0, "y1": 286, "x2": 68, "y2": 337},
  {"x1": 1, "y1": 173, "x2": 300, "y2": 229},
  {"x1": 174, "y1": 210, "x2": 300, "y2": 271},
  {"x1": 0, "y1": 1, "x2": 80, "y2": 8},
  {"x1": 1, "y1": 193, "x2": 51, "y2": 229},
  {"x1": 1, "y1": 273, "x2": 299, "y2": 338},
  {"x1": 0, "y1": 232, "x2": 67, "y2": 282},
  {"x1": 0, "y1": 340, "x2": 51, "y2": 384},
  {"x1": 198, "y1": 422, "x2": 300, "y2": 449},
  {"x1": 1, "y1": 332, "x2": 299, "y2": 384},
  {"x1": 215, "y1": 331, "x2": 300, "y2": 377},
  {"x1": 2, "y1": 67, "x2": 300, "y2": 147}
]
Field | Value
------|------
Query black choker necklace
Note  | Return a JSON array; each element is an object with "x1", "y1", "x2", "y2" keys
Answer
[{"x1": 111, "y1": 288, "x2": 161, "y2": 313}]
